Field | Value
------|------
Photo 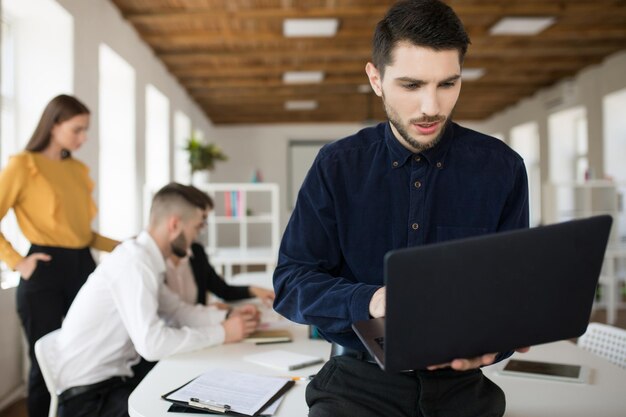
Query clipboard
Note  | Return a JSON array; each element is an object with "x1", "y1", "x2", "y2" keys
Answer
[{"x1": 161, "y1": 368, "x2": 295, "y2": 416}]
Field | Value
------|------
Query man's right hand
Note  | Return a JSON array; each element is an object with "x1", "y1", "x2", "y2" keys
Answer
[
  {"x1": 369, "y1": 286, "x2": 386, "y2": 318},
  {"x1": 15, "y1": 253, "x2": 52, "y2": 280},
  {"x1": 222, "y1": 305, "x2": 260, "y2": 343}
]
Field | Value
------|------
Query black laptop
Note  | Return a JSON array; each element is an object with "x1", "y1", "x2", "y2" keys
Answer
[{"x1": 352, "y1": 215, "x2": 612, "y2": 372}]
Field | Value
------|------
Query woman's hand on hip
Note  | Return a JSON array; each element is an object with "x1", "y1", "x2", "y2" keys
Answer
[{"x1": 15, "y1": 253, "x2": 52, "y2": 280}]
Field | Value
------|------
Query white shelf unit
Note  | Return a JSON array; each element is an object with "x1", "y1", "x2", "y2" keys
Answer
[
  {"x1": 543, "y1": 180, "x2": 626, "y2": 324},
  {"x1": 199, "y1": 183, "x2": 280, "y2": 280}
]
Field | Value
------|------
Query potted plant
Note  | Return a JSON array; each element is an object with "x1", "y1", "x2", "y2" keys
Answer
[{"x1": 184, "y1": 134, "x2": 228, "y2": 183}]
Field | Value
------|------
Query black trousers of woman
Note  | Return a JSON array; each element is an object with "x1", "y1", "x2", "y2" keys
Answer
[{"x1": 16, "y1": 245, "x2": 96, "y2": 417}]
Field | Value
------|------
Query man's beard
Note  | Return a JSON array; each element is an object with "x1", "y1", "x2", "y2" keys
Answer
[
  {"x1": 171, "y1": 231, "x2": 188, "y2": 258},
  {"x1": 382, "y1": 93, "x2": 450, "y2": 152}
]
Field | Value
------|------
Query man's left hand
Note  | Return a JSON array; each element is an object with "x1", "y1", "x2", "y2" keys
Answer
[{"x1": 427, "y1": 347, "x2": 531, "y2": 371}]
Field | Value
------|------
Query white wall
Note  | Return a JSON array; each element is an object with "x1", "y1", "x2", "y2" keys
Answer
[
  {"x1": 0, "y1": 0, "x2": 215, "y2": 409},
  {"x1": 56, "y1": 0, "x2": 213, "y2": 230},
  {"x1": 476, "y1": 49, "x2": 626, "y2": 223},
  {"x1": 209, "y1": 123, "x2": 365, "y2": 230}
]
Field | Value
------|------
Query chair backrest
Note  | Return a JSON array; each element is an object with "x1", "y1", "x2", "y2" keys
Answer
[
  {"x1": 34, "y1": 329, "x2": 61, "y2": 417},
  {"x1": 577, "y1": 322, "x2": 626, "y2": 369}
]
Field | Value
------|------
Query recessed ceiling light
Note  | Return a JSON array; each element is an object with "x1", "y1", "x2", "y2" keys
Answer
[
  {"x1": 489, "y1": 17, "x2": 555, "y2": 35},
  {"x1": 285, "y1": 100, "x2": 318, "y2": 111},
  {"x1": 283, "y1": 18, "x2": 339, "y2": 37},
  {"x1": 283, "y1": 71, "x2": 325, "y2": 84},
  {"x1": 357, "y1": 84, "x2": 372, "y2": 93},
  {"x1": 461, "y1": 68, "x2": 486, "y2": 81}
]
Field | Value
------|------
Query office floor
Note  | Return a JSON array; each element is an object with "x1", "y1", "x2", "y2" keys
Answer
[{"x1": 1, "y1": 308, "x2": 625, "y2": 417}]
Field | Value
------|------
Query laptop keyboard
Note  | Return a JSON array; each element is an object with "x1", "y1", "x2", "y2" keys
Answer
[{"x1": 375, "y1": 336, "x2": 385, "y2": 350}]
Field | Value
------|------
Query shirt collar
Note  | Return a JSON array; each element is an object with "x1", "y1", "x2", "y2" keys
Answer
[
  {"x1": 385, "y1": 120, "x2": 455, "y2": 169},
  {"x1": 137, "y1": 230, "x2": 166, "y2": 276}
]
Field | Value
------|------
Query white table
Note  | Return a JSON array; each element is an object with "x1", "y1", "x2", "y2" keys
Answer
[
  {"x1": 130, "y1": 330, "x2": 626, "y2": 417},
  {"x1": 129, "y1": 323, "x2": 328, "y2": 416}
]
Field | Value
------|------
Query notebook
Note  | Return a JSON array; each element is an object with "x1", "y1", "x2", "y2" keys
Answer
[{"x1": 352, "y1": 215, "x2": 613, "y2": 372}]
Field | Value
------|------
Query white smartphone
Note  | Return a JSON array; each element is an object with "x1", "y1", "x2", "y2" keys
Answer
[{"x1": 497, "y1": 359, "x2": 591, "y2": 384}]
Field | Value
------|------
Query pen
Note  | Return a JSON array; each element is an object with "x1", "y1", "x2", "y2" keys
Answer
[
  {"x1": 286, "y1": 374, "x2": 317, "y2": 381},
  {"x1": 189, "y1": 397, "x2": 231, "y2": 413}
]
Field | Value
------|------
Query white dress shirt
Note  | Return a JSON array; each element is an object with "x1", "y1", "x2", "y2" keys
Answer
[
  {"x1": 54, "y1": 231, "x2": 227, "y2": 393},
  {"x1": 165, "y1": 256, "x2": 198, "y2": 305}
]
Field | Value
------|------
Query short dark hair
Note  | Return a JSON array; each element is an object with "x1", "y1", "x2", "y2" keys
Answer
[
  {"x1": 150, "y1": 183, "x2": 210, "y2": 225},
  {"x1": 25, "y1": 94, "x2": 90, "y2": 158},
  {"x1": 372, "y1": 0, "x2": 470, "y2": 77}
]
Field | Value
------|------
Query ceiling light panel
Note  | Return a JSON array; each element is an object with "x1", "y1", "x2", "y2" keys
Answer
[
  {"x1": 285, "y1": 100, "x2": 318, "y2": 111},
  {"x1": 283, "y1": 18, "x2": 339, "y2": 37},
  {"x1": 489, "y1": 17, "x2": 555, "y2": 35},
  {"x1": 283, "y1": 71, "x2": 325, "y2": 84},
  {"x1": 461, "y1": 68, "x2": 486, "y2": 81}
]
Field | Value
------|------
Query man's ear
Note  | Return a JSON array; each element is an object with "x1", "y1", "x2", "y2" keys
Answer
[
  {"x1": 365, "y1": 62, "x2": 383, "y2": 97},
  {"x1": 166, "y1": 215, "x2": 181, "y2": 237}
]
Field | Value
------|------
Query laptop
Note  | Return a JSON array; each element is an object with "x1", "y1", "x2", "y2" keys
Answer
[{"x1": 352, "y1": 215, "x2": 613, "y2": 372}]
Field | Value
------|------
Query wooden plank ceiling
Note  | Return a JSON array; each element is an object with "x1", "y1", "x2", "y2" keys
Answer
[{"x1": 111, "y1": 0, "x2": 626, "y2": 125}]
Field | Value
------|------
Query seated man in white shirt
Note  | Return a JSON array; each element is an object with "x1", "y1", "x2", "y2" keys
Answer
[{"x1": 54, "y1": 183, "x2": 259, "y2": 417}]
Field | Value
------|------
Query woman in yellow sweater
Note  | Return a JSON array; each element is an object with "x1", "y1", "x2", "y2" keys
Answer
[{"x1": 0, "y1": 95, "x2": 119, "y2": 417}]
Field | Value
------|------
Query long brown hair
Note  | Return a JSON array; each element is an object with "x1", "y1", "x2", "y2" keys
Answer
[{"x1": 24, "y1": 94, "x2": 90, "y2": 157}]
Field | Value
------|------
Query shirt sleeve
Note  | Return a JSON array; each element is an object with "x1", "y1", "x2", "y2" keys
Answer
[
  {"x1": 204, "y1": 260, "x2": 251, "y2": 301},
  {"x1": 273, "y1": 154, "x2": 380, "y2": 337},
  {"x1": 90, "y1": 232, "x2": 119, "y2": 252},
  {"x1": 497, "y1": 159, "x2": 530, "y2": 231},
  {"x1": 109, "y1": 261, "x2": 226, "y2": 362},
  {"x1": 0, "y1": 156, "x2": 26, "y2": 269}
]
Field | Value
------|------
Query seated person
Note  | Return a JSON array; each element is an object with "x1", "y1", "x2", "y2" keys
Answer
[
  {"x1": 54, "y1": 183, "x2": 259, "y2": 417},
  {"x1": 165, "y1": 191, "x2": 274, "y2": 307}
]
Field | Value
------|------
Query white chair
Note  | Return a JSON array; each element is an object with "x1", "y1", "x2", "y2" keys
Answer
[
  {"x1": 577, "y1": 322, "x2": 626, "y2": 369},
  {"x1": 34, "y1": 329, "x2": 61, "y2": 417}
]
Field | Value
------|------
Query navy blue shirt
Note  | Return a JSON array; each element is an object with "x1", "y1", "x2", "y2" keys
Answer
[{"x1": 273, "y1": 121, "x2": 529, "y2": 351}]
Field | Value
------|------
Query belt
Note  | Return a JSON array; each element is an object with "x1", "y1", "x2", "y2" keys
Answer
[
  {"x1": 58, "y1": 376, "x2": 127, "y2": 403},
  {"x1": 330, "y1": 342, "x2": 377, "y2": 363}
]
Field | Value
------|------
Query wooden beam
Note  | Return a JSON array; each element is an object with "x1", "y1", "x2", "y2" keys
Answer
[{"x1": 123, "y1": 2, "x2": 626, "y2": 23}]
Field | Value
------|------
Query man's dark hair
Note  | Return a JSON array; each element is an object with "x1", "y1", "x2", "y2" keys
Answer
[
  {"x1": 150, "y1": 183, "x2": 211, "y2": 225},
  {"x1": 372, "y1": 0, "x2": 470, "y2": 77}
]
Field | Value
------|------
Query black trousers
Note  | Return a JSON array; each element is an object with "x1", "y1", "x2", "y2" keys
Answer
[
  {"x1": 307, "y1": 356, "x2": 506, "y2": 417},
  {"x1": 58, "y1": 358, "x2": 156, "y2": 417},
  {"x1": 16, "y1": 245, "x2": 96, "y2": 417}
]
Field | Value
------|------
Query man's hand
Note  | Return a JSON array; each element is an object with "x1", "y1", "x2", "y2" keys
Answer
[
  {"x1": 369, "y1": 287, "x2": 386, "y2": 318},
  {"x1": 15, "y1": 253, "x2": 52, "y2": 280},
  {"x1": 427, "y1": 347, "x2": 531, "y2": 371},
  {"x1": 249, "y1": 286, "x2": 275, "y2": 307},
  {"x1": 222, "y1": 304, "x2": 260, "y2": 343}
]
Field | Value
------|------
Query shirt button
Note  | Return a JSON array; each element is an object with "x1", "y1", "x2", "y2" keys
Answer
[
  {"x1": 411, "y1": 223, "x2": 419, "y2": 230},
  {"x1": 436, "y1": 161, "x2": 443, "y2": 168},
  {"x1": 392, "y1": 161, "x2": 399, "y2": 167},
  {"x1": 414, "y1": 156, "x2": 421, "y2": 162},
  {"x1": 414, "y1": 181, "x2": 421, "y2": 189}
]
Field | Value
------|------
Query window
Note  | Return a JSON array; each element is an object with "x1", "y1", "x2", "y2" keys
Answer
[
  {"x1": 548, "y1": 106, "x2": 588, "y2": 182},
  {"x1": 603, "y1": 88, "x2": 626, "y2": 243},
  {"x1": 99, "y1": 44, "x2": 137, "y2": 240},
  {"x1": 173, "y1": 111, "x2": 191, "y2": 183},
  {"x1": 0, "y1": 0, "x2": 73, "y2": 287},
  {"x1": 510, "y1": 122, "x2": 541, "y2": 226},
  {"x1": 145, "y1": 84, "x2": 170, "y2": 190}
]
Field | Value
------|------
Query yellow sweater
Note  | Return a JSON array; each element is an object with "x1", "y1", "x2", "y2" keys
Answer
[{"x1": 0, "y1": 152, "x2": 117, "y2": 269}]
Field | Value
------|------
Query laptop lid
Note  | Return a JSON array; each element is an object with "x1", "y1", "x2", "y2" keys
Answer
[{"x1": 354, "y1": 215, "x2": 612, "y2": 372}]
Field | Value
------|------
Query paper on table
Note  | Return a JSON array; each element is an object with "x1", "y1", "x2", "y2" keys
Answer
[
  {"x1": 165, "y1": 368, "x2": 291, "y2": 416},
  {"x1": 244, "y1": 350, "x2": 324, "y2": 371}
]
